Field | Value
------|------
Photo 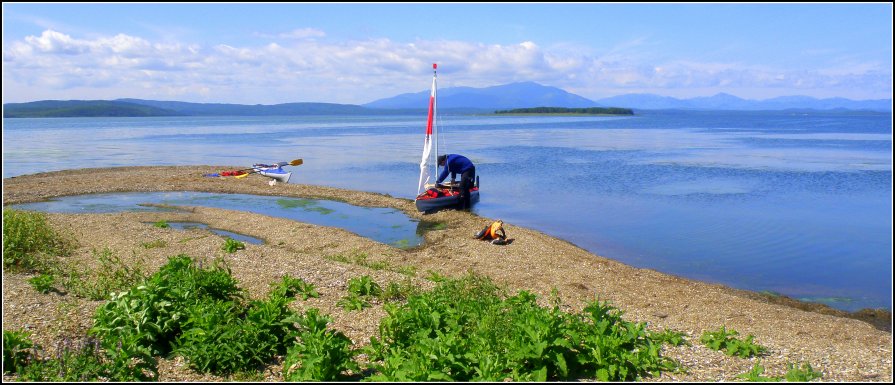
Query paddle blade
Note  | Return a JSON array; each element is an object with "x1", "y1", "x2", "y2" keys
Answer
[{"x1": 290, "y1": 159, "x2": 303, "y2": 166}]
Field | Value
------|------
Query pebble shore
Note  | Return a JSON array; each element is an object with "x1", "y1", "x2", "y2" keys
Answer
[{"x1": 2, "y1": 165, "x2": 891, "y2": 382}]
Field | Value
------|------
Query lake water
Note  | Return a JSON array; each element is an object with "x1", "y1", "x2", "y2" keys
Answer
[
  {"x1": 2, "y1": 110, "x2": 892, "y2": 311},
  {"x1": 10, "y1": 191, "x2": 426, "y2": 249}
]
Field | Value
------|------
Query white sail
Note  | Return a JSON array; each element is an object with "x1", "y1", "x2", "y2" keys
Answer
[{"x1": 417, "y1": 65, "x2": 437, "y2": 195}]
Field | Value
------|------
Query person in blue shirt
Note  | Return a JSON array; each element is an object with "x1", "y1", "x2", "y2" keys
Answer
[{"x1": 436, "y1": 154, "x2": 476, "y2": 210}]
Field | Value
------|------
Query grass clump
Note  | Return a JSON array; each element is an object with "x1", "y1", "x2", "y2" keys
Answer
[
  {"x1": 62, "y1": 248, "x2": 147, "y2": 300},
  {"x1": 3, "y1": 330, "x2": 151, "y2": 381},
  {"x1": 2, "y1": 208, "x2": 74, "y2": 272},
  {"x1": 324, "y1": 249, "x2": 417, "y2": 277},
  {"x1": 365, "y1": 274, "x2": 680, "y2": 381}
]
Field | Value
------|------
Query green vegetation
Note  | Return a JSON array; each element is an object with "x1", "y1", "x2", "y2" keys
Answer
[
  {"x1": 276, "y1": 198, "x2": 335, "y2": 214},
  {"x1": 90, "y1": 255, "x2": 302, "y2": 376},
  {"x1": 700, "y1": 326, "x2": 767, "y2": 358},
  {"x1": 648, "y1": 328, "x2": 690, "y2": 347},
  {"x1": 221, "y1": 238, "x2": 246, "y2": 253},
  {"x1": 140, "y1": 239, "x2": 168, "y2": 249},
  {"x1": 338, "y1": 275, "x2": 383, "y2": 311},
  {"x1": 366, "y1": 274, "x2": 679, "y2": 381},
  {"x1": 62, "y1": 248, "x2": 147, "y2": 300},
  {"x1": 782, "y1": 362, "x2": 824, "y2": 382},
  {"x1": 27, "y1": 273, "x2": 56, "y2": 294},
  {"x1": 152, "y1": 220, "x2": 170, "y2": 228},
  {"x1": 737, "y1": 361, "x2": 823, "y2": 382},
  {"x1": 3, "y1": 208, "x2": 75, "y2": 272},
  {"x1": 283, "y1": 309, "x2": 359, "y2": 381},
  {"x1": 272, "y1": 275, "x2": 319, "y2": 300},
  {"x1": 3, "y1": 330, "x2": 34, "y2": 375},
  {"x1": 324, "y1": 249, "x2": 417, "y2": 277},
  {"x1": 4, "y1": 256, "x2": 690, "y2": 382},
  {"x1": 494, "y1": 106, "x2": 634, "y2": 115}
]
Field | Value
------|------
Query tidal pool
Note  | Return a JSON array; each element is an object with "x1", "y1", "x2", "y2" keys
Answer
[
  {"x1": 11, "y1": 191, "x2": 426, "y2": 249},
  {"x1": 146, "y1": 221, "x2": 265, "y2": 245}
]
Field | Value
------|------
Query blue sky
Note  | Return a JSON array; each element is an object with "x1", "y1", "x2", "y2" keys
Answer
[{"x1": 3, "y1": 3, "x2": 892, "y2": 104}]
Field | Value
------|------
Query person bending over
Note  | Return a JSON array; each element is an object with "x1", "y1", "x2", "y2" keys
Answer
[{"x1": 436, "y1": 154, "x2": 476, "y2": 210}]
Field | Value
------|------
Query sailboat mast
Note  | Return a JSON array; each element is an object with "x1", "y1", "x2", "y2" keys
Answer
[
  {"x1": 429, "y1": 63, "x2": 439, "y2": 178},
  {"x1": 432, "y1": 63, "x2": 439, "y2": 180}
]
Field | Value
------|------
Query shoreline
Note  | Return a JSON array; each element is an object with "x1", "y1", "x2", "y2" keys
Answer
[{"x1": 3, "y1": 165, "x2": 892, "y2": 381}]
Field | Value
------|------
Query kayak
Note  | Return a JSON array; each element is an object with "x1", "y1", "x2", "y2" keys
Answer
[{"x1": 253, "y1": 164, "x2": 292, "y2": 183}]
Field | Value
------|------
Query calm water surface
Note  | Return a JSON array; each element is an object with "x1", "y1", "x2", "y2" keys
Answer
[
  {"x1": 3, "y1": 110, "x2": 892, "y2": 311},
  {"x1": 10, "y1": 192, "x2": 425, "y2": 249}
]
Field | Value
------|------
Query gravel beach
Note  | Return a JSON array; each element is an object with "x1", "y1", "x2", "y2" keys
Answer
[{"x1": 2, "y1": 165, "x2": 892, "y2": 382}]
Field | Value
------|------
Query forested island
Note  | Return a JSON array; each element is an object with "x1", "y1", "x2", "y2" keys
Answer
[{"x1": 494, "y1": 107, "x2": 634, "y2": 115}]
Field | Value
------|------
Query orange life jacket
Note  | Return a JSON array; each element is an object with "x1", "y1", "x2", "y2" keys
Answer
[{"x1": 475, "y1": 220, "x2": 505, "y2": 240}]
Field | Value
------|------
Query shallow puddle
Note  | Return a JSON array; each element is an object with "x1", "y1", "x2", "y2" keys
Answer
[
  {"x1": 11, "y1": 192, "x2": 426, "y2": 248},
  {"x1": 147, "y1": 221, "x2": 265, "y2": 245}
]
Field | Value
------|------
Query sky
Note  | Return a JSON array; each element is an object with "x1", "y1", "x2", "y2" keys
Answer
[{"x1": 2, "y1": 2, "x2": 892, "y2": 105}]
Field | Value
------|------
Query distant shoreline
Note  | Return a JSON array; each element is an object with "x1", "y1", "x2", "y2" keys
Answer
[
  {"x1": 494, "y1": 107, "x2": 634, "y2": 115},
  {"x1": 486, "y1": 113, "x2": 632, "y2": 117}
]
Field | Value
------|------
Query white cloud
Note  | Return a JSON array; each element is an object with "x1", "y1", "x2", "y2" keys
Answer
[{"x1": 2, "y1": 29, "x2": 891, "y2": 104}]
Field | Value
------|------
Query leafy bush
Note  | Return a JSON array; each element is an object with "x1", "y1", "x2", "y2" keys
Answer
[
  {"x1": 2, "y1": 208, "x2": 73, "y2": 272},
  {"x1": 90, "y1": 255, "x2": 240, "y2": 362},
  {"x1": 222, "y1": 238, "x2": 245, "y2": 253},
  {"x1": 91, "y1": 254, "x2": 302, "y2": 375},
  {"x1": 3, "y1": 330, "x2": 34, "y2": 374},
  {"x1": 701, "y1": 326, "x2": 767, "y2": 358},
  {"x1": 338, "y1": 275, "x2": 383, "y2": 311},
  {"x1": 337, "y1": 294, "x2": 370, "y2": 311},
  {"x1": 649, "y1": 328, "x2": 690, "y2": 347},
  {"x1": 347, "y1": 275, "x2": 382, "y2": 297},
  {"x1": 271, "y1": 275, "x2": 319, "y2": 300},
  {"x1": 365, "y1": 274, "x2": 679, "y2": 381},
  {"x1": 152, "y1": 220, "x2": 169, "y2": 228},
  {"x1": 28, "y1": 273, "x2": 57, "y2": 294},
  {"x1": 283, "y1": 309, "x2": 359, "y2": 381},
  {"x1": 783, "y1": 362, "x2": 823, "y2": 382}
]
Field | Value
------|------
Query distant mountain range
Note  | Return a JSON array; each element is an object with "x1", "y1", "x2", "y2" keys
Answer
[
  {"x1": 363, "y1": 81, "x2": 599, "y2": 110},
  {"x1": 3, "y1": 82, "x2": 890, "y2": 118},
  {"x1": 364, "y1": 82, "x2": 892, "y2": 112}
]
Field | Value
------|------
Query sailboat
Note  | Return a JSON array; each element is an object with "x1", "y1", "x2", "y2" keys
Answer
[{"x1": 414, "y1": 63, "x2": 480, "y2": 212}]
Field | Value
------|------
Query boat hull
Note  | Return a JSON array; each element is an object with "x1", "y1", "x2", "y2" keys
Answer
[
  {"x1": 256, "y1": 169, "x2": 292, "y2": 183},
  {"x1": 415, "y1": 189, "x2": 479, "y2": 212}
]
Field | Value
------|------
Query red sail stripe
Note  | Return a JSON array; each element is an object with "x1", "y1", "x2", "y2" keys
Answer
[{"x1": 425, "y1": 92, "x2": 435, "y2": 136}]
